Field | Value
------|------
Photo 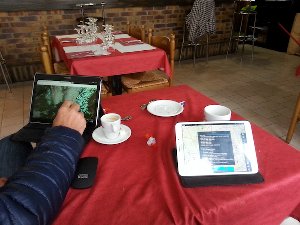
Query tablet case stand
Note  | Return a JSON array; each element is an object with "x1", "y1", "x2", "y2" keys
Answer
[{"x1": 172, "y1": 149, "x2": 264, "y2": 188}]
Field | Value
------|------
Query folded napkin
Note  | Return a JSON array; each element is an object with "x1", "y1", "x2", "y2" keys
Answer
[
  {"x1": 56, "y1": 34, "x2": 79, "y2": 39},
  {"x1": 96, "y1": 33, "x2": 131, "y2": 41},
  {"x1": 114, "y1": 34, "x2": 131, "y2": 39},
  {"x1": 112, "y1": 31, "x2": 124, "y2": 35},
  {"x1": 63, "y1": 44, "x2": 109, "y2": 59},
  {"x1": 114, "y1": 42, "x2": 155, "y2": 53},
  {"x1": 118, "y1": 40, "x2": 144, "y2": 46},
  {"x1": 59, "y1": 38, "x2": 77, "y2": 43},
  {"x1": 66, "y1": 51, "x2": 95, "y2": 59}
]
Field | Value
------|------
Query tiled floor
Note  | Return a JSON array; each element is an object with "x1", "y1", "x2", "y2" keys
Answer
[
  {"x1": 174, "y1": 45, "x2": 300, "y2": 150},
  {"x1": 0, "y1": 45, "x2": 299, "y2": 151}
]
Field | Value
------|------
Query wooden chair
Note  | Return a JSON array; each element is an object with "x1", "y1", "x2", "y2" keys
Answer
[
  {"x1": 127, "y1": 22, "x2": 146, "y2": 42},
  {"x1": 40, "y1": 40, "x2": 69, "y2": 74},
  {"x1": 41, "y1": 26, "x2": 55, "y2": 62},
  {"x1": 40, "y1": 45, "x2": 54, "y2": 74},
  {"x1": 40, "y1": 45, "x2": 111, "y2": 98},
  {"x1": 286, "y1": 93, "x2": 300, "y2": 143},
  {"x1": 121, "y1": 29, "x2": 175, "y2": 93},
  {"x1": 40, "y1": 28, "x2": 69, "y2": 75}
]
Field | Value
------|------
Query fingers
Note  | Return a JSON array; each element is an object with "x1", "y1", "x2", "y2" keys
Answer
[
  {"x1": 70, "y1": 102, "x2": 80, "y2": 112},
  {"x1": 61, "y1": 100, "x2": 81, "y2": 112},
  {"x1": 0, "y1": 177, "x2": 8, "y2": 187},
  {"x1": 61, "y1": 100, "x2": 73, "y2": 108},
  {"x1": 53, "y1": 100, "x2": 86, "y2": 135}
]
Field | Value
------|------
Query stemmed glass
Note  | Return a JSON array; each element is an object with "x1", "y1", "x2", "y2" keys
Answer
[
  {"x1": 75, "y1": 17, "x2": 99, "y2": 44},
  {"x1": 102, "y1": 24, "x2": 115, "y2": 52}
]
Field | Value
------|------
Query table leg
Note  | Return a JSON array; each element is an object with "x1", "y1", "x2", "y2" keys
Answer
[{"x1": 109, "y1": 76, "x2": 122, "y2": 95}]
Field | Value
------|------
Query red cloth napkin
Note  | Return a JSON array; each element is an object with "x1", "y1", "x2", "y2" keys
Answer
[
  {"x1": 66, "y1": 51, "x2": 95, "y2": 59},
  {"x1": 118, "y1": 40, "x2": 144, "y2": 46},
  {"x1": 116, "y1": 37, "x2": 143, "y2": 46},
  {"x1": 112, "y1": 31, "x2": 124, "y2": 35},
  {"x1": 59, "y1": 38, "x2": 77, "y2": 43}
]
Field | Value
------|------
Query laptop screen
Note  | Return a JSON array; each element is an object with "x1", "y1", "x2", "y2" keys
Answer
[{"x1": 30, "y1": 73, "x2": 102, "y2": 125}]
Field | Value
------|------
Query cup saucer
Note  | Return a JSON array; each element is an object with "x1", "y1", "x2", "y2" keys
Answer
[{"x1": 92, "y1": 124, "x2": 131, "y2": 145}]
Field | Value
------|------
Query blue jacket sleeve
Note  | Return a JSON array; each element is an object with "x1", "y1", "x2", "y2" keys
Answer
[{"x1": 0, "y1": 126, "x2": 84, "y2": 225}]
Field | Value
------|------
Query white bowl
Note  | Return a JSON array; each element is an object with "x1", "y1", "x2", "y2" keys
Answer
[{"x1": 204, "y1": 105, "x2": 231, "y2": 121}]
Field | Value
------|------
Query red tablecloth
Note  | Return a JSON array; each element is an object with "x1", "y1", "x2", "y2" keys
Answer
[
  {"x1": 52, "y1": 36, "x2": 171, "y2": 78},
  {"x1": 53, "y1": 85, "x2": 300, "y2": 225}
]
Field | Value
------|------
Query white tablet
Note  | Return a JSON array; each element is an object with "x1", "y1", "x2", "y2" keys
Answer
[{"x1": 175, "y1": 121, "x2": 259, "y2": 177}]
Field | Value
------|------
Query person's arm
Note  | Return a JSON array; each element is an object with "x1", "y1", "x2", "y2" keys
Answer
[{"x1": 0, "y1": 101, "x2": 86, "y2": 225}]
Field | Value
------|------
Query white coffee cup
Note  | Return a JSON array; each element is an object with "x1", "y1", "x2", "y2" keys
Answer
[
  {"x1": 100, "y1": 113, "x2": 121, "y2": 139},
  {"x1": 204, "y1": 105, "x2": 231, "y2": 121}
]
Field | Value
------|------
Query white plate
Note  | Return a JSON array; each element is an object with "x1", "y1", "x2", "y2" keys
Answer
[
  {"x1": 92, "y1": 124, "x2": 131, "y2": 145},
  {"x1": 147, "y1": 100, "x2": 184, "y2": 117}
]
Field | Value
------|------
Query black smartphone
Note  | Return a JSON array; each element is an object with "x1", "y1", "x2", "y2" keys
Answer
[{"x1": 71, "y1": 157, "x2": 98, "y2": 189}]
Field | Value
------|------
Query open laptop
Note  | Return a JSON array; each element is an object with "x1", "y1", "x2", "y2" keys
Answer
[{"x1": 11, "y1": 73, "x2": 103, "y2": 143}]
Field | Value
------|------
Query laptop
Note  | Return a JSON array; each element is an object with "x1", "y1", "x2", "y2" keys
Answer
[{"x1": 11, "y1": 73, "x2": 103, "y2": 143}]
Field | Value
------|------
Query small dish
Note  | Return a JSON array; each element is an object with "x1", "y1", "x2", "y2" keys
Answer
[
  {"x1": 147, "y1": 100, "x2": 184, "y2": 117},
  {"x1": 92, "y1": 124, "x2": 131, "y2": 145}
]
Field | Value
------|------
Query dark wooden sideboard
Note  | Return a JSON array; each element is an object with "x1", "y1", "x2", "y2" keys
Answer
[{"x1": 0, "y1": 0, "x2": 231, "y2": 12}]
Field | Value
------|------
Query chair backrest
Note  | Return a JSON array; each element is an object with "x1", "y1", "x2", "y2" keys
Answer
[
  {"x1": 41, "y1": 26, "x2": 53, "y2": 63},
  {"x1": 127, "y1": 22, "x2": 146, "y2": 42},
  {"x1": 148, "y1": 28, "x2": 176, "y2": 80},
  {"x1": 40, "y1": 45, "x2": 54, "y2": 74}
]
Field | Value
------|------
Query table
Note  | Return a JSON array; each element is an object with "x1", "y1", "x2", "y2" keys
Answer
[
  {"x1": 53, "y1": 85, "x2": 300, "y2": 225},
  {"x1": 52, "y1": 34, "x2": 171, "y2": 95}
]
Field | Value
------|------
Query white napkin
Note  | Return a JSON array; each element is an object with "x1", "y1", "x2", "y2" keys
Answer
[
  {"x1": 114, "y1": 43, "x2": 155, "y2": 53},
  {"x1": 114, "y1": 34, "x2": 131, "y2": 39},
  {"x1": 63, "y1": 44, "x2": 109, "y2": 56},
  {"x1": 56, "y1": 34, "x2": 79, "y2": 39},
  {"x1": 96, "y1": 33, "x2": 131, "y2": 41}
]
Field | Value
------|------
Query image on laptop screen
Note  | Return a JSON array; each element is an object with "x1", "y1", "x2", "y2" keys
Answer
[{"x1": 30, "y1": 78, "x2": 99, "y2": 124}]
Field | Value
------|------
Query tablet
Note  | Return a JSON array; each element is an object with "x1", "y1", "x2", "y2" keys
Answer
[{"x1": 175, "y1": 121, "x2": 259, "y2": 177}]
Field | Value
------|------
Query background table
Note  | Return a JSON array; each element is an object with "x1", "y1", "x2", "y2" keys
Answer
[
  {"x1": 52, "y1": 35, "x2": 171, "y2": 94},
  {"x1": 53, "y1": 85, "x2": 300, "y2": 225}
]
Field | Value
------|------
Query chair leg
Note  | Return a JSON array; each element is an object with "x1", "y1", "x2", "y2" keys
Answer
[
  {"x1": 179, "y1": 22, "x2": 187, "y2": 63},
  {"x1": 206, "y1": 33, "x2": 209, "y2": 63},
  {"x1": 3, "y1": 63, "x2": 12, "y2": 84},
  {"x1": 251, "y1": 13, "x2": 257, "y2": 60},
  {"x1": 0, "y1": 61, "x2": 11, "y2": 93},
  {"x1": 193, "y1": 44, "x2": 197, "y2": 66},
  {"x1": 226, "y1": 1, "x2": 237, "y2": 59},
  {"x1": 286, "y1": 94, "x2": 300, "y2": 143},
  {"x1": 240, "y1": 15, "x2": 247, "y2": 62},
  {"x1": 179, "y1": 41, "x2": 184, "y2": 63}
]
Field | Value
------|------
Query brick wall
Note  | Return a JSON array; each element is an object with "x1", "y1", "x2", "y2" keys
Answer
[{"x1": 0, "y1": 3, "x2": 234, "y2": 81}]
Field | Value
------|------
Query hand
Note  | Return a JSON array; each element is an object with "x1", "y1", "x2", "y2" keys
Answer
[
  {"x1": 53, "y1": 101, "x2": 86, "y2": 135},
  {"x1": 0, "y1": 177, "x2": 7, "y2": 187}
]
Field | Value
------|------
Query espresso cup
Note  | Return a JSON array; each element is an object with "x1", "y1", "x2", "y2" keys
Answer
[
  {"x1": 100, "y1": 113, "x2": 121, "y2": 139},
  {"x1": 204, "y1": 105, "x2": 231, "y2": 121}
]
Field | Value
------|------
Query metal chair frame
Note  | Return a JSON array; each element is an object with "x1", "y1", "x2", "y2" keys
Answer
[
  {"x1": 226, "y1": 0, "x2": 257, "y2": 60},
  {"x1": 76, "y1": 2, "x2": 106, "y2": 26},
  {"x1": 179, "y1": 21, "x2": 209, "y2": 66},
  {"x1": 0, "y1": 51, "x2": 12, "y2": 92}
]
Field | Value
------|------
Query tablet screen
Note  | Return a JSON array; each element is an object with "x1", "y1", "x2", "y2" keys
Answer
[{"x1": 175, "y1": 121, "x2": 258, "y2": 176}]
